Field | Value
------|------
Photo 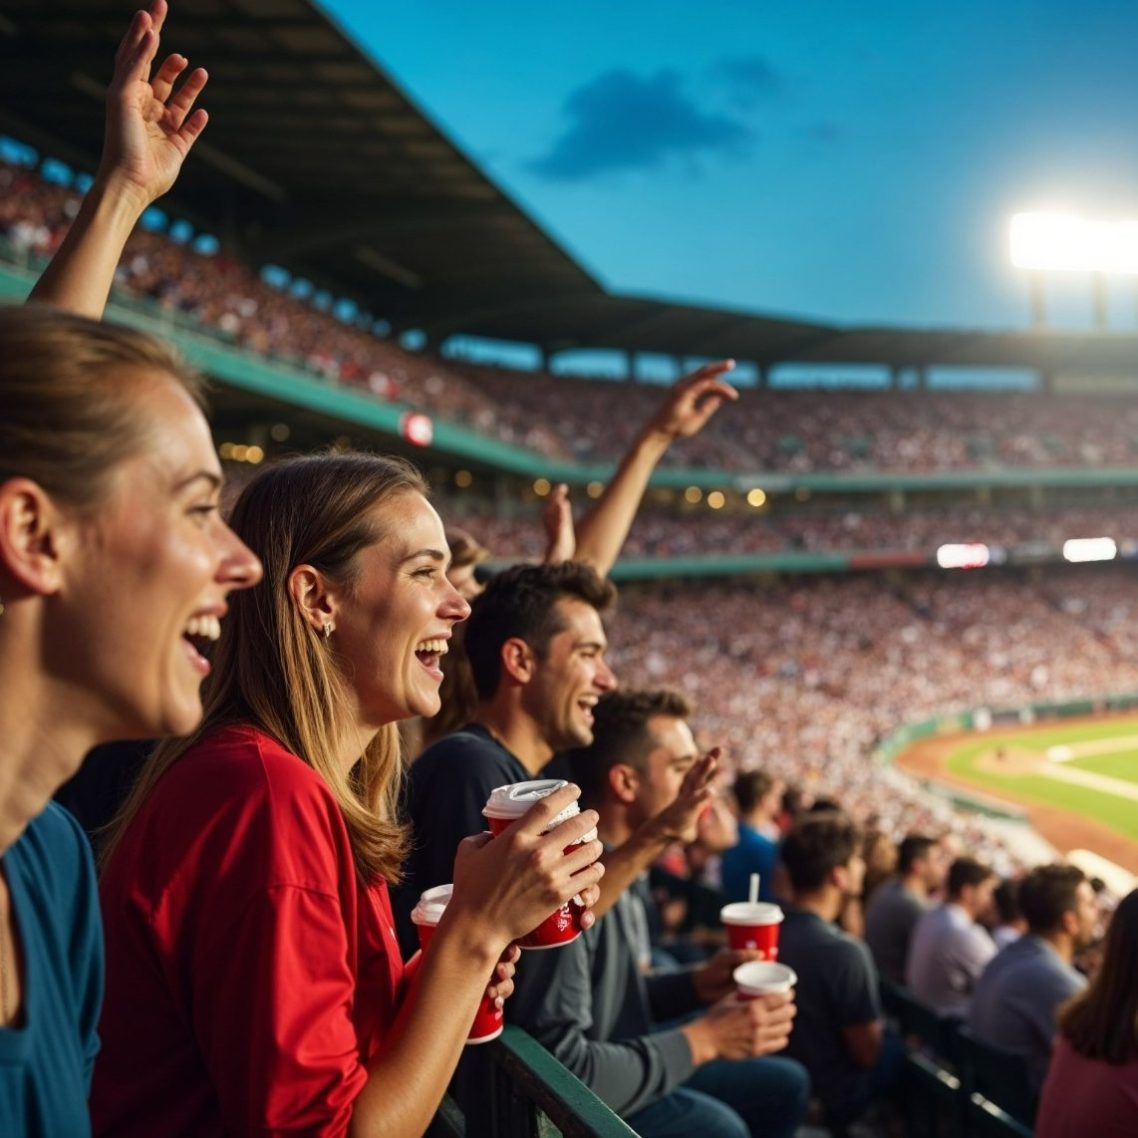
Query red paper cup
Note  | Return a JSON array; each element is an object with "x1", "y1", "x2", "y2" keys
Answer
[
  {"x1": 411, "y1": 884, "x2": 503, "y2": 1044},
  {"x1": 483, "y1": 780, "x2": 596, "y2": 950},
  {"x1": 733, "y1": 961, "x2": 797, "y2": 1000},
  {"x1": 720, "y1": 901, "x2": 784, "y2": 959}
]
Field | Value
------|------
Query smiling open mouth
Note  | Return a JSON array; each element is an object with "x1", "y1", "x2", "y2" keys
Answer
[
  {"x1": 183, "y1": 615, "x2": 222, "y2": 670},
  {"x1": 415, "y1": 637, "x2": 449, "y2": 676}
]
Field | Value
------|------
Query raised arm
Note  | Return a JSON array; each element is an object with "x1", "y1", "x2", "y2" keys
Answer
[
  {"x1": 30, "y1": 0, "x2": 209, "y2": 316},
  {"x1": 573, "y1": 360, "x2": 739, "y2": 576}
]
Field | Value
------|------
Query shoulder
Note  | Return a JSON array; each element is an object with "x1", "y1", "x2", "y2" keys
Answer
[
  {"x1": 9, "y1": 801, "x2": 94, "y2": 888},
  {"x1": 413, "y1": 729, "x2": 523, "y2": 786}
]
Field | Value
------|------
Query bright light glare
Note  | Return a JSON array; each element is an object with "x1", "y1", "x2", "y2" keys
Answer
[
  {"x1": 936, "y1": 543, "x2": 991, "y2": 570},
  {"x1": 1062, "y1": 537, "x2": 1117, "y2": 563},
  {"x1": 1010, "y1": 212, "x2": 1138, "y2": 274}
]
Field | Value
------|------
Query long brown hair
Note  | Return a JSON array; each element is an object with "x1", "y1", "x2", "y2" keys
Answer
[
  {"x1": 104, "y1": 453, "x2": 427, "y2": 883},
  {"x1": 0, "y1": 305, "x2": 204, "y2": 508},
  {"x1": 1058, "y1": 888, "x2": 1138, "y2": 1064}
]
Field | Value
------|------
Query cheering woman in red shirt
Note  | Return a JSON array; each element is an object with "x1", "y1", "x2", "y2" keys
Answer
[{"x1": 92, "y1": 452, "x2": 604, "y2": 1137}]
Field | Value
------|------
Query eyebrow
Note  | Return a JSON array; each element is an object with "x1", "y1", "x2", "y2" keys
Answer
[
  {"x1": 403, "y1": 547, "x2": 451, "y2": 567},
  {"x1": 176, "y1": 470, "x2": 223, "y2": 492},
  {"x1": 574, "y1": 638, "x2": 608, "y2": 652}
]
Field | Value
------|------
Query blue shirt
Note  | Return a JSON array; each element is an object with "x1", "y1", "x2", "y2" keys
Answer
[
  {"x1": 720, "y1": 822, "x2": 779, "y2": 903},
  {"x1": 969, "y1": 934, "x2": 1086, "y2": 1094},
  {"x1": 0, "y1": 803, "x2": 103, "y2": 1137}
]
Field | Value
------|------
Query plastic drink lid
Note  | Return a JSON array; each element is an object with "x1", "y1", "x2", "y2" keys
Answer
[
  {"x1": 483, "y1": 779, "x2": 579, "y2": 830},
  {"x1": 720, "y1": 901, "x2": 784, "y2": 924},
  {"x1": 411, "y1": 883, "x2": 453, "y2": 926}
]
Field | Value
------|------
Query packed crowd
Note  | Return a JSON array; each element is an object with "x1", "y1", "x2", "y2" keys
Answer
[
  {"x1": 9, "y1": 154, "x2": 1138, "y2": 477},
  {"x1": 441, "y1": 500, "x2": 1138, "y2": 560},
  {"x1": 5, "y1": 8, "x2": 1138, "y2": 1138}
]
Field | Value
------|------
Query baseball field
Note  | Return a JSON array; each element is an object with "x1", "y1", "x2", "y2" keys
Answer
[{"x1": 896, "y1": 712, "x2": 1138, "y2": 874}]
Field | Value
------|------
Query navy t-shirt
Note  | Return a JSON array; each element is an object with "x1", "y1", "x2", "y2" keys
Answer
[
  {"x1": 394, "y1": 724, "x2": 528, "y2": 954},
  {"x1": 0, "y1": 803, "x2": 103, "y2": 1137}
]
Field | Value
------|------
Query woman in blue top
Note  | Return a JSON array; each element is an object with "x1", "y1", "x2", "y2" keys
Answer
[{"x1": 0, "y1": 4, "x2": 264, "y2": 1131}]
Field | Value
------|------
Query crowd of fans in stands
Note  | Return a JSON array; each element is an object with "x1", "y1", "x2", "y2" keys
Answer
[
  {"x1": 7, "y1": 9, "x2": 1138, "y2": 1137},
  {"x1": 10, "y1": 154, "x2": 1138, "y2": 477}
]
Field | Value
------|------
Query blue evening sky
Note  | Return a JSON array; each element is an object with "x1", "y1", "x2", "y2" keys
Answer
[{"x1": 319, "y1": 0, "x2": 1138, "y2": 334}]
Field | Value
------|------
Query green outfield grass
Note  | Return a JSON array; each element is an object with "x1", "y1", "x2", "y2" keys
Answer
[{"x1": 943, "y1": 714, "x2": 1138, "y2": 843}]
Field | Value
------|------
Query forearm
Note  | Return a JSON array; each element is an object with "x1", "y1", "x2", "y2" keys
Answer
[
  {"x1": 594, "y1": 816, "x2": 674, "y2": 919},
  {"x1": 29, "y1": 173, "x2": 148, "y2": 318},
  {"x1": 574, "y1": 429, "x2": 670, "y2": 575},
  {"x1": 350, "y1": 914, "x2": 502, "y2": 1138}
]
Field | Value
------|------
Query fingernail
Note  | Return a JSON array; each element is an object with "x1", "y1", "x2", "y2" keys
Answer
[{"x1": 494, "y1": 997, "x2": 505, "y2": 1010}]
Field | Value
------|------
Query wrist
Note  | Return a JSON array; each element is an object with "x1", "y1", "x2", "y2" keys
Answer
[
  {"x1": 434, "y1": 901, "x2": 509, "y2": 970},
  {"x1": 87, "y1": 169, "x2": 151, "y2": 227},
  {"x1": 680, "y1": 1018, "x2": 718, "y2": 1066},
  {"x1": 635, "y1": 426, "x2": 674, "y2": 458}
]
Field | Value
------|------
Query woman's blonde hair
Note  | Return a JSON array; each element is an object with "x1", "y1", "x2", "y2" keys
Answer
[
  {"x1": 0, "y1": 305, "x2": 204, "y2": 507},
  {"x1": 105, "y1": 452, "x2": 428, "y2": 883}
]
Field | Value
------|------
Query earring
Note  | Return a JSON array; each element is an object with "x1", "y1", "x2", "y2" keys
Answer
[{"x1": 322, "y1": 621, "x2": 334, "y2": 639}]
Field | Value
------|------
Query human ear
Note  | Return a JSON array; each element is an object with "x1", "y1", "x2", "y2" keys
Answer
[
  {"x1": 608, "y1": 763, "x2": 639, "y2": 805},
  {"x1": 288, "y1": 564, "x2": 338, "y2": 637},
  {"x1": 500, "y1": 637, "x2": 536, "y2": 684},
  {"x1": 0, "y1": 479, "x2": 69, "y2": 597}
]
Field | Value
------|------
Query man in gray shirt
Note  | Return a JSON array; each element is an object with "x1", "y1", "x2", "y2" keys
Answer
[
  {"x1": 906, "y1": 857, "x2": 998, "y2": 1015},
  {"x1": 508, "y1": 689, "x2": 809, "y2": 1138},
  {"x1": 865, "y1": 834, "x2": 946, "y2": 983},
  {"x1": 970, "y1": 864, "x2": 1096, "y2": 1094}
]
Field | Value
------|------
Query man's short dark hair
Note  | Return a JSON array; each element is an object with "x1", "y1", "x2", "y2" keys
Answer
[
  {"x1": 464, "y1": 561, "x2": 617, "y2": 701},
  {"x1": 567, "y1": 689, "x2": 692, "y2": 805},
  {"x1": 781, "y1": 811, "x2": 862, "y2": 894},
  {"x1": 898, "y1": 834, "x2": 938, "y2": 876},
  {"x1": 733, "y1": 770, "x2": 775, "y2": 816},
  {"x1": 1018, "y1": 864, "x2": 1087, "y2": 935},
  {"x1": 993, "y1": 878, "x2": 1022, "y2": 925},
  {"x1": 946, "y1": 857, "x2": 995, "y2": 899}
]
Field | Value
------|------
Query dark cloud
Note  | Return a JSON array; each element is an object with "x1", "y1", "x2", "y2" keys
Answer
[
  {"x1": 713, "y1": 55, "x2": 786, "y2": 108},
  {"x1": 527, "y1": 69, "x2": 753, "y2": 182}
]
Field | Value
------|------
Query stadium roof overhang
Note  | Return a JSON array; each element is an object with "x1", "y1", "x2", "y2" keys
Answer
[{"x1": 4, "y1": 0, "x2": 1138, "y2": 378}]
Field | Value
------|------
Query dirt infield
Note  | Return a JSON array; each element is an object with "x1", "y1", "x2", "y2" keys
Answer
[{"x1": 896, "y1": 728, "x2": 1138, "y2": 874}]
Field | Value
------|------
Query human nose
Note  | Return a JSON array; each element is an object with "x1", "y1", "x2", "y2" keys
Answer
[
  {"x1": 216, "y1": 521, "x2": 262, "y2": 591},
  {"x1": 441, "y1": 579, "x2": 471, "y2": 624},
  {"x1": 594, "y1": 656, "x2": 617, "y2": 692}
]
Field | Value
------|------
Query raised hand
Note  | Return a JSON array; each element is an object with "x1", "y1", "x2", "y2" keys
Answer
[
  {"x1": 646, "y1": 360, "x2": 739, "y2": 443},
  {"x1": 650, "y1": 748, "x2": 720, "y2": 845},
  {"x1": 100, "y1": 0, "x2": 209, "y2": 210},
  {"x1": 542, "y1": 483, "x2": 576, "y2": 564}
]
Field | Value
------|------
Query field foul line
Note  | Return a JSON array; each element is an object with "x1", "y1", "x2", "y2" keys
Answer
[
  {"x1": 1047, "y1": 735, "x2": 1138, "y2": 762},
  {"x1": 1038, "y1": 762, "x2": 1138, "y2": 803}
]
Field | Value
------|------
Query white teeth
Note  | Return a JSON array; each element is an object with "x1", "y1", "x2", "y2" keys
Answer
[
  {"x1": 185, "y1": 615, "x2": 222, "y2": 641},
  {"x1": 416, "y1": 638, "x2": 448, "y2": 655}
]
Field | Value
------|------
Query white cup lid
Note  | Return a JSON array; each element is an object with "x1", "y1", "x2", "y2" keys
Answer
[
  {"x1": 734, "y1": 961, "x2": 797, "y2": 993},
  {"x1": 720, "y1": 902, "x2": 784, "y2": 926},
  {"x1": 411, "y1": 883, "x2": 453, "y2": 926},
  {"x1": 483, "y1": 779, "x2": 577, "y2": 829}
]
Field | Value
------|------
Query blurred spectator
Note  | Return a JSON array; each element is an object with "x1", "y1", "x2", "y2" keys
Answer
[
  {"x1": 777, "y1": 811, "x2": 903, "y2": 1128},
  {"x1": 906, "y1": 857, "x2": 998, "y2": 1015},
  {"x1": 1036, "y1": 888, "x2": 1138, "y2": 1138},
  {"x1": 720, "y1": 771, "x2": 782, "y2": 904},
  {"x1": 860, "y1": 830, "x2": 900, "y2": 906},
  {"x1": 865, "y1": 834, "x2": 947, "y2": 984},
  {"x1": 991, "y1": 877, "x2": 1028, "y2": 950},
  {"x1": 970, "y1": 865, "x2": 1096, "y2": 1095}
]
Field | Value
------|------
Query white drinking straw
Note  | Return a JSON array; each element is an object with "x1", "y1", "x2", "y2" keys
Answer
[{"x1": 749, "y1": 873, "x2": 760, "y2": 905}]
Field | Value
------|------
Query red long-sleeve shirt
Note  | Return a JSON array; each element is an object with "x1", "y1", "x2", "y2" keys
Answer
[{"x1": 92, "y1": 725, "x2": 407, "y2": 1137}]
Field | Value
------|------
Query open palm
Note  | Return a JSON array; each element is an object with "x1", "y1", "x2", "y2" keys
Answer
[{"x1": 101, "y1": 0, "x2": 209, "y2": 206}]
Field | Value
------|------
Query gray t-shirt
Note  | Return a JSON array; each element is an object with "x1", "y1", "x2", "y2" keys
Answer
[
  {"x1": 969, "y1": 935, "x2": 1086, "y2": 1093},
  {"x1": 865, "y1": 878, "x2": 928, "y2": 984},
  {"x1": 778, "y1": 907, "x2": 881, "y2": 1118},
  {"x1": 906, "y1": 903, "x2": 996, "y2": 1016}
]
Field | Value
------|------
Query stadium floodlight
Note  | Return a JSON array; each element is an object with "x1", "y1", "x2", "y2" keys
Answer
[
  {"x1": 1010, "y1": 212, "x2": 1138, "y2": 275},
  {"x1": 936, "y1": 543, "x2": 991, "y2": 570},
  {"x1": 1062, "y1": 537, "x2": 1117, "y2": 563}
]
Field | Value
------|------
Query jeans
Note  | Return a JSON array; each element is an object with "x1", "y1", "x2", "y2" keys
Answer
[{"x1": 625, "y1": 1055, "x2": 811, "y2": 1138}]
